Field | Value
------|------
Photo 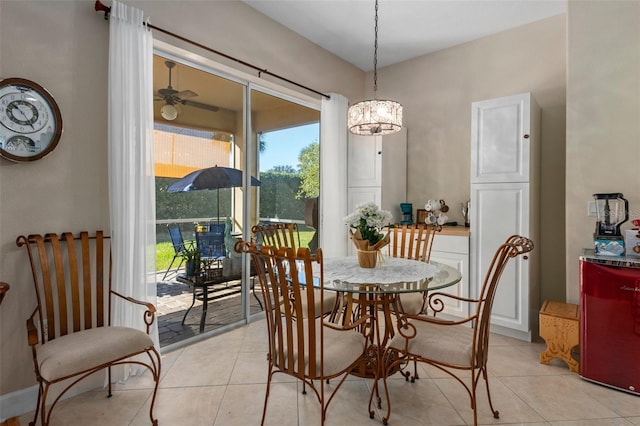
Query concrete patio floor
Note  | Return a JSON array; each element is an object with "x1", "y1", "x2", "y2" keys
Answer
[{"x1": 155, "y1": 272, "x2": 264, "y2": 348}]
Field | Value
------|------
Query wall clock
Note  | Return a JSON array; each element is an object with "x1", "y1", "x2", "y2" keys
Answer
[{"x1": 0, "y1": 78, "x2": 63, "y2": 162}]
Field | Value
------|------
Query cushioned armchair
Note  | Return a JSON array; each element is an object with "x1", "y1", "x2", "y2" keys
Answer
[
  {"x1": 17, "y1": 231, "x2": 161, "y2": 426},
  {"x1": 382, "y1": 235, "x2": 534, "y2": 426},
  {"x1": 235, "y1": 241, "x2": 370, "y2": 425}
]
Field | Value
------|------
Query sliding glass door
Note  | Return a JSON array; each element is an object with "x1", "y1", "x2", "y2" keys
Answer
[{"x1": 153, "y1": 53, "x2": 320, "y2": 348}]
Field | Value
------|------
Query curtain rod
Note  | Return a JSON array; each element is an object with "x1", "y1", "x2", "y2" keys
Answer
[{"x1": 94, "y1": 0, "x2": 331, "y2": 100}]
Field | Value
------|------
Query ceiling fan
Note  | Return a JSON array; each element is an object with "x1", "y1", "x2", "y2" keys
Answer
[{"x1": 154, "y1": 60, "x2": 219, "y2": 120}]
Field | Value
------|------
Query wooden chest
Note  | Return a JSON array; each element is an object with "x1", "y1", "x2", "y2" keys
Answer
[{"x1": 539, "y1": 300, "x2": 580, "y2": 373}]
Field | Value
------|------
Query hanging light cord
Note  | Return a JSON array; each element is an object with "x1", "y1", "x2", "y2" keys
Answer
[{"x1": 373, "y1": 0, "x2": 379, "y2": 98}]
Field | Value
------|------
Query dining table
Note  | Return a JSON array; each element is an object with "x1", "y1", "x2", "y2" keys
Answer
[
  {"x1": 315, "y1": 257, "x2": 461, "y2": 366},
  {"x1": 304, "y1": 255, "x2": 461, "y2": 417}
]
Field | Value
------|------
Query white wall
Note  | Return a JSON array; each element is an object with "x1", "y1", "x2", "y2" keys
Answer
[
  {"x1": 379, "y1": 15, "x2": 567, "y2": 305},
  {"x1": 566, "y1": 0, "x2": 640, "y2": 302}
]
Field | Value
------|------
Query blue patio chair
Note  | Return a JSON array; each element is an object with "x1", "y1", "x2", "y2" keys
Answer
[
  {"x1": 196, "y1": 224, "x2": 226, "y2": 263},
  {"x1": 163, "y1": 225, "x2": 194, "y2": 280}
]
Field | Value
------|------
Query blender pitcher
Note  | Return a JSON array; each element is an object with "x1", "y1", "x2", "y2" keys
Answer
[{"x1": 593, "y1": 193, "x2": 628, "y2": 255}]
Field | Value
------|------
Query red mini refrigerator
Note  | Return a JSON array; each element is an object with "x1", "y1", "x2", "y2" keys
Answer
[{"x1": 580, "y1": 257, "x2": 640, "y2": 395}]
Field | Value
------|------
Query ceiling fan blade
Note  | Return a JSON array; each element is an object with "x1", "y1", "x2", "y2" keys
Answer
[
  {"x1": 176, "y1": 90, "x2": 198, "y2": 99},
  {"x1": 181, "y1": 100, "x2": 220, "y2": 112}
]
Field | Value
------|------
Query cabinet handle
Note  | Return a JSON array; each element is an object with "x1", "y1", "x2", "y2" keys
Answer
[
  {"x1": 378, "y1": 151, "x2": 382, "y2": 155},
  {"x1": 523, "y1": 134, "x2": 530, "y2": 139},
  {"x1": 523, "y1": 255, "x2": 529, "y2": 260}
]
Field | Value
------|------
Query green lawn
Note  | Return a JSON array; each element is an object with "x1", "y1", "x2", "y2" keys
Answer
[{"x1": 156, "y1": 231, "x2": 316, "y2": 272}]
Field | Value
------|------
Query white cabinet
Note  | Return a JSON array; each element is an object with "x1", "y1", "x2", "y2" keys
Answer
[
  {"x1": 347, "y1": 128, "x2": 407, "y2": 252},
  {"x1": 391, "y1": 228, "x2": 470, "y2": 320},
  {"x1": 471, "y1": 93, "x2": 533, "y2": 184},
  {"x1": 470, "y1": 93, "x2": 540, "y2": 341},
  {"x1": 430, "y1": 232, "x2": 470, "y2": 320}
]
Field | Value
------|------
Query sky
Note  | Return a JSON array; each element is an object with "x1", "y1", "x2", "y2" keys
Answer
[{"x1": 259, "y1": 123, "x2": 319, "y2": 172}]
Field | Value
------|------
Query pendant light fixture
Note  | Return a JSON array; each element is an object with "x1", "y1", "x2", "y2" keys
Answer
[{"x1": 348, "y1": 0, "x2": 403, "y2": 136}]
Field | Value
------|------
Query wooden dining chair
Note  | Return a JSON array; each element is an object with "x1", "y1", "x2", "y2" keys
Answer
[
  {"x1": 252, "y1": 222, "x2": 336, "y2": 316},
  {"x1": 16, "y1": 231, "x2": 161, "y2": 426},
  {"x1": 252, "y1": 222, "x2": 301, "y2": 251},
  {"x1": 235, "y1": 240, "x2": 370, "y2": 425},
  {"x1": 387, "y1": 224, "x2": 442, "y2": 315},
  {"x1": 381, "y1": 235, "x2": 534, "y2": 426}
]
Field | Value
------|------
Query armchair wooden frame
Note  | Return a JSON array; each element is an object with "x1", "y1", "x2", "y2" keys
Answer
[
  {"x1": 17, "y1": 231, "x2": 161, "y2": 426},
  {"x1": 235, "y1": 241, "x2": 371, "y2": 425},
  {"x1": 380, "y1": 235, "x2": 534, "y2": 425}
]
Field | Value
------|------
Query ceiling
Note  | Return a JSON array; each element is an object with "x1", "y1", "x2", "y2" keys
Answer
[{"x1": 243, "y1": 0, "x2": 567, "y2": 71}]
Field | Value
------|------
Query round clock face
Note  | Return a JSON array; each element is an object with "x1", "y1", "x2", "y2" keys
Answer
[{"x1": 0, "y1": 78, "x2": 63, "y2": 162}]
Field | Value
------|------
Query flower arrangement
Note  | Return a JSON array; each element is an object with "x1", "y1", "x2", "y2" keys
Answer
[{"x1": 344, "y1": 202, "x2": 392, "y2": 267}]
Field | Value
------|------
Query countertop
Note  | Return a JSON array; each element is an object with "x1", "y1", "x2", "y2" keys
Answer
[
  {"x1": 580, "y1": 249, "x2": 640, "y2": 268},
  {"x1": 439, "y1": 225, "x2": 470, "y2": 237}
]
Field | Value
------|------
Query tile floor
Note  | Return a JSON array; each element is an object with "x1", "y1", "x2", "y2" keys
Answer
[{"x1": 15, "y1": 319, "x2": 640, "y2": 426}]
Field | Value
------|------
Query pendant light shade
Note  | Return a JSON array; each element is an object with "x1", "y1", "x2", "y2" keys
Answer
[
  {"x1": 348, "y1": 0, "x2": 403, "y2": 136},
  {"x1": 348, "y1": 99, "x2": 403, "y2": 135}
]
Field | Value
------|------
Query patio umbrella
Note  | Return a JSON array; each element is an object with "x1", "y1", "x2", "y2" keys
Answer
[{"x1": 167, "y1": 165, "x2": 261, "y2": 221}]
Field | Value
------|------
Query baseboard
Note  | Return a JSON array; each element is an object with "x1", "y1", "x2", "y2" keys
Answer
[
  {"x1": 0, "y1": 376, "x2": 104, "y2": 422},
  {"x1": 0, "y1": 385, "x2": 37, "y2": 422},
  {"x1": 490, "y1": 323, "x2": 533, "y2": 342}
]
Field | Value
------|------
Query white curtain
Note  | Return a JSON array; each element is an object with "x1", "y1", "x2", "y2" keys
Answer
[
  {"x1": 108, "y1": 0, "x2": 159, "y2": 378},
  {"x1": 319, "y1": 94, "x2": 349, "y2": 258}
]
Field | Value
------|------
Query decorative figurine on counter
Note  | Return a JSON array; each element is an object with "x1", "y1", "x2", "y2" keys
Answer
[{"x1": 462, "y1": 200, "x2": 470, "y2": 227}]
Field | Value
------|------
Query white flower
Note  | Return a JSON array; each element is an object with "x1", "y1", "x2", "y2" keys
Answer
[{"x1": 343, "y1": 202, "x2": 393, "y2": 245}]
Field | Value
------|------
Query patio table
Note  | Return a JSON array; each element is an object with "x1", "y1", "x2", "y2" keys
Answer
[{"x1": 176, "y1": 271, "x2": 242, "y2": 332}]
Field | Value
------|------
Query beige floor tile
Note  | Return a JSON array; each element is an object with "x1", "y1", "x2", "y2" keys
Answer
[
  {"x1": 298, "y1": 379, "x2": 378, "y2": 426},
  {"x1": 215, "y1": 382, "x2": 298, "y2": 426},
  {"x1": 376, "y1": 377, "x2": 466, "y2": 425},
  {"x1": 499, "y1": 375, "x2": 621, "y2": 422},
  {"x1": 161, "y1": 345, "x2": 239, "y2": 387},
  {"x1": 130, "y1": 385, "x2": 226, "y2": 426},
  {"x1": 47, "y1": 389, "x2": 150, "y2": 426},
  {"x1": 433, "y1": 375, "x2": 545, "y2": 424},
  {"x1": 626, "y1": 417, "x2": 640, "y2": 425},
  {"x1": 549, "y1": 419, "x2": 635, "y2": 425},
  {"x1": 228, "y1": 350, "x2": 297, "y2": 385},
  {"x1": 571, "y1": 378, "x2": 640, "y2": 417},
  {"x1": 487, "y1": 343, "x2": 575, "y2": 377}
]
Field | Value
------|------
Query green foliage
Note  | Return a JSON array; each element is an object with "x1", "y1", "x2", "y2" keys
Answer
[
  {"x1": 259, "y1": 171, "x2": 306, "y2": 220},
  {"x1": 297, "y1": 142, "x2": 319, "y2": 199},
  {"x1": 155, "y1": 231, "x2": 316, "y2": 272},
  {"x1": 156, "y1": 177, "x2": 231, "y2": 220}
]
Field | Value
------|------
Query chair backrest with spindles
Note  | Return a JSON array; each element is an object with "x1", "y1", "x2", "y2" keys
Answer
[
  {"x1": 238, "y1": 240, "x2": 324, "y2": 380},
  {"x1": 17, "y1": 231, "x2": 112, "y2": 344},
  {"x1": 388, "y1": 224, "x2": 441, "y2": 262},
  {"x1": 252, "y1": 223, "x2": 301, "y2": 252}
]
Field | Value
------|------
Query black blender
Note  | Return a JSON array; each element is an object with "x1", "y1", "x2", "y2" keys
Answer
[{"x1": 593, "y1": 193, "x2": 628, "y2": 256}]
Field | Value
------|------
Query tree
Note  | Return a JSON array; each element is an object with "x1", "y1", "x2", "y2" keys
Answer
[
  {"x1": 297, "y1": 142, "x2": 319, "y2": 199},
  {"x1": 269, "y1": 165, "x2": 297, "y2": 174}
]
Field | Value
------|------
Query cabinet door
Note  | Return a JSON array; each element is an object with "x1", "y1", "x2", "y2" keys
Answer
[
  {"x1": 470, "y1": 182, "x2": 530, "y2": 333},
  {"x1": 471, "y1": 93, "x2": 532, "y2": 184},
  {"x1": 429, "y1": 250, "x2": 469, "y2": 320},
  {"x1": 348, "y1": 134, "x2": 382, "y2": 187}
]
